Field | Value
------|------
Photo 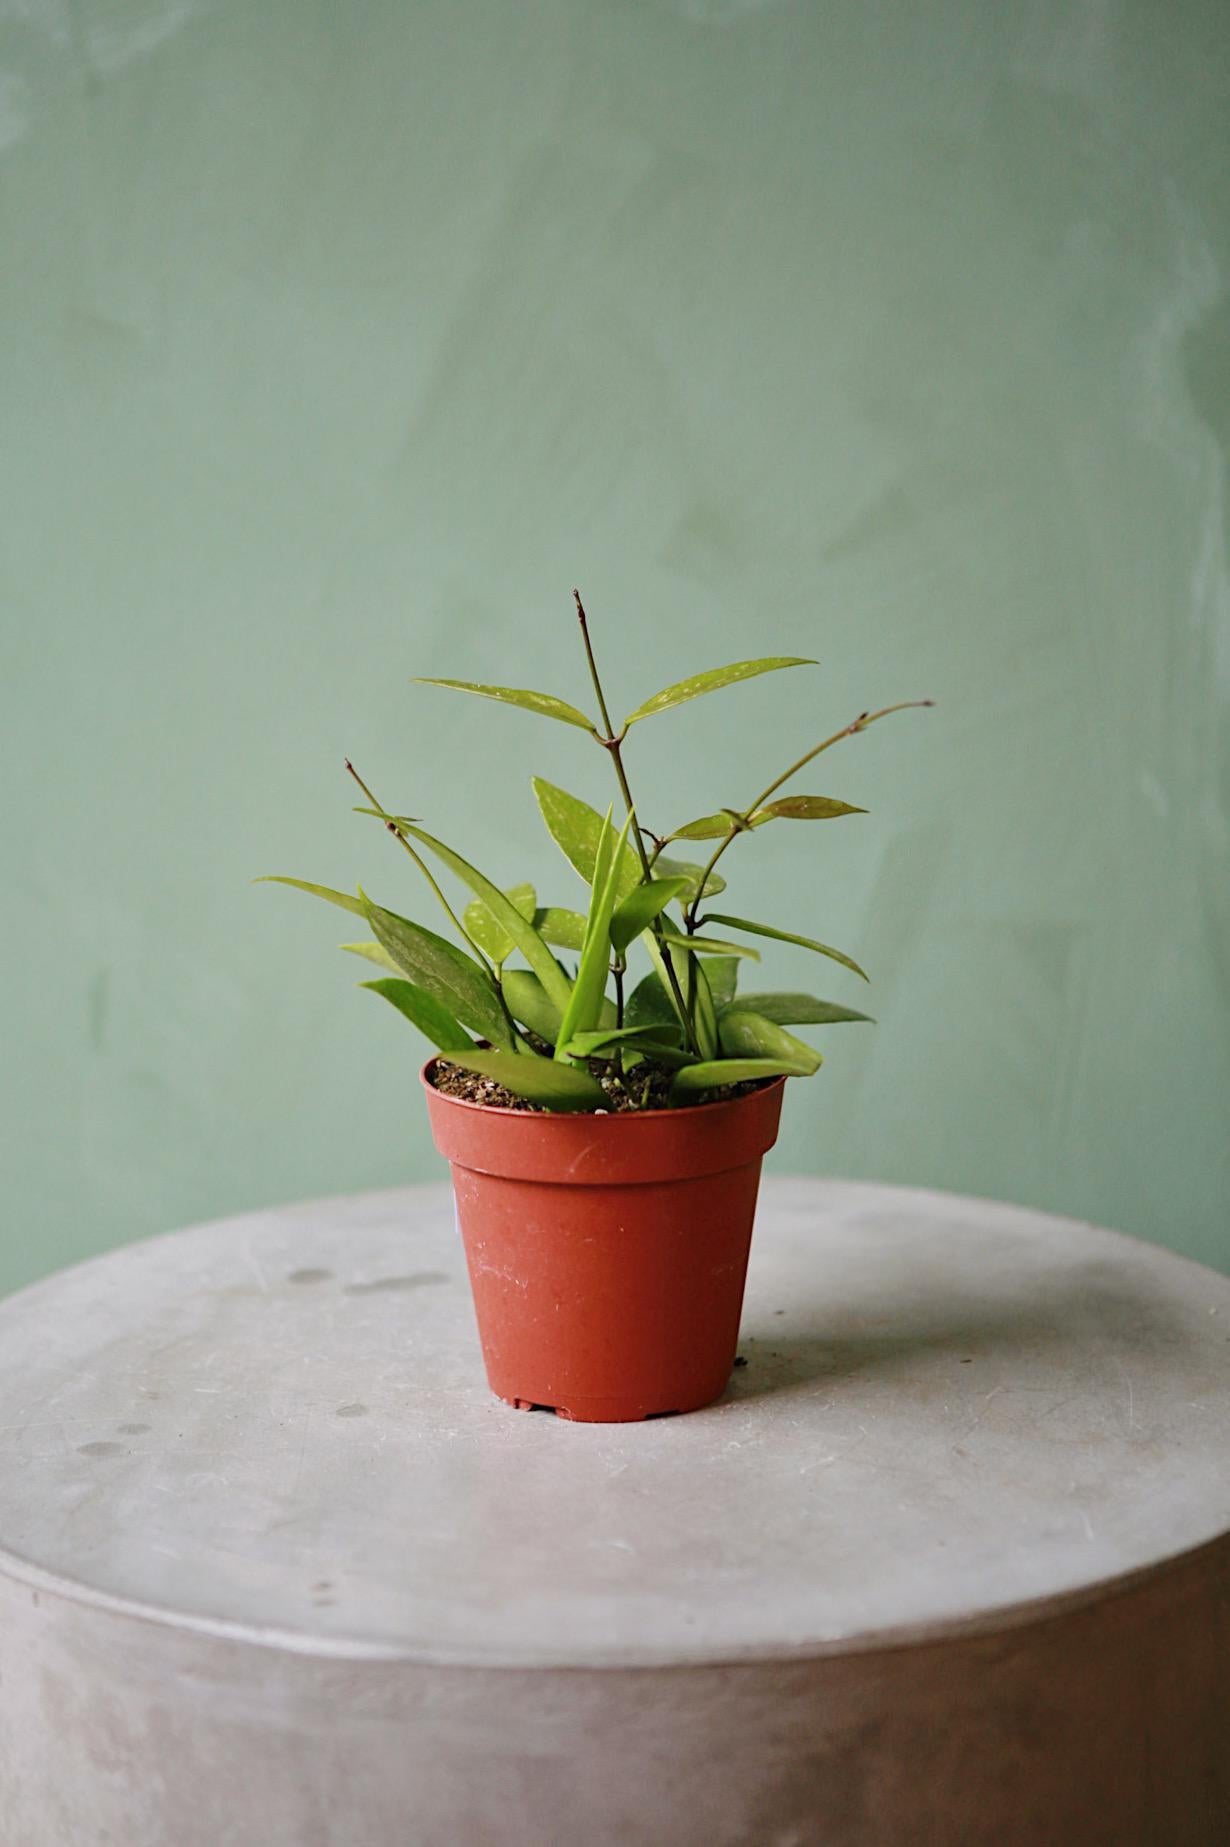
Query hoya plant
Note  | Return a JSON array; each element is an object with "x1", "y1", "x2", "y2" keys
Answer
[{"x1": 262, "y1": 592, "x2": 931, "y2": 1111}]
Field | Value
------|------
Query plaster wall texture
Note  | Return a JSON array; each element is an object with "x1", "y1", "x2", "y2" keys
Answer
[{"x1": 2, "y1": 0, "x2": 1228, "y2": 1290}]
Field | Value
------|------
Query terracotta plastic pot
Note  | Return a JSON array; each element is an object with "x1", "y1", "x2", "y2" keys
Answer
[{"x1": 422, "y1": 1062, "x2": 785, "y2": 1423}]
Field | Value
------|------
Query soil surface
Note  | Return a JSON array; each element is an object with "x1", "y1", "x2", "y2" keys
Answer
[{"x1": 430, "y1": 1058, "x2": 772, "y2": 1114}]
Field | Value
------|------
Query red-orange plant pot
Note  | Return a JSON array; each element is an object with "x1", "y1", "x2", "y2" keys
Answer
[{"x1": 422, "y1": 1063, "x2": 786, "y2": 1423}]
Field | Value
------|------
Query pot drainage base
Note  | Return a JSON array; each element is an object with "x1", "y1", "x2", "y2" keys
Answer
[{"x1": 506, "y1": 1397, "x2": 681, "y2": 1422}]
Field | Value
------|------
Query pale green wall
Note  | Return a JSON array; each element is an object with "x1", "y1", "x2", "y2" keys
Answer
[{"x1": 3, "y1": 0, "x2": 1228, "y2": 1295}]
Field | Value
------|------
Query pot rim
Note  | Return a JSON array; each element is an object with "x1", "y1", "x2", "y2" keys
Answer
[{"x1": 420, "y1": 1057, "x2": 787, "y2": 1124}]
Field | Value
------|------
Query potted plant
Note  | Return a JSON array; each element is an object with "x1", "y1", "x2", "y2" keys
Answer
[{"x1": 262, "y1": 591, "x2": 931, "y2": 1422}]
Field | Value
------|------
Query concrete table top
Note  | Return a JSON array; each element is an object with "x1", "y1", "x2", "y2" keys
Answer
[{"x1": 2, "y1": 1176, "x2": 1228, "y2": 1845}]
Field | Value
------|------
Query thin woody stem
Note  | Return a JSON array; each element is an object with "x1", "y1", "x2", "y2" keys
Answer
[
  {"x1": 575, "y1": 589, "x2": 652, "y2": 881},
  {"x1": 344, "y1": 761, "x2": 528, "y2": 1048},
  {"x1": 684, "y1": 699, "x2": 935, "y2": 930},
  {"x1": 345, "y1": 761, "x2": 478, "y2": 959},
  {"x1": 573, "y1": 589, "x2": 698, "y2": 1052}
]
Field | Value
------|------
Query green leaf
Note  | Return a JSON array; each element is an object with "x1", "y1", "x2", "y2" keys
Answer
[
  {"x1": 609, "y1": 877, "x2": 689, "y2": 955},
  {"x1": 669, "y1": 1058, "x2": 811, "y2": 1100},
  {"x1": 646, "y1": 937, "x2": 719, "y2": 1061},
  {"x1": 659, "y1": 931, "x2": 761, "y2": 961},
  {"x1": 665, "y1": 812, "x2": 755, "y2": 842},
  {"x1": 752, "y1": 795, "x2": 867, "y2": 822},
  {"x1": 532, "y1": 778, "x2": 642, "y2": 899},
  {"x1": 723, "y1": 992, "x2": 874, "y2": 1026},
  {"x1": 555, "y1": 809, "x2": 633, "y2": 1057},
  {"x1": 260, "y1": 880, "x2": 515, "y2": 1036},
  {"x1": 361, "y1": 895, "x2": 515, "y2": 1048},
  {"x1": 413, "y1": 678, "x2": 595, "y2": 732},
  {"x1": 702, "y1": 913, "x2": 869, "y2": 982},
  {"x1": 642, "y1": 931, "x2": 703, "y2": 1052},
  {"x1": 501, "y1": 969, "x2": 564, "y2": 1041},
  {"x1": 701, "y1": 956, "x2": 740, "y2": 1009},
  {"x1": 560, "y1": 1024, "x2": 688, "y2": 1063},
  {"x1": 533, "y1": 906, "x2": 588, "y2": 951},
  {"x1": 623, "y1": 657, "x2": 816, "y2": 728},
  {"x1": 666, "y1": 796, "x2": 864, "y2": 839},
  {"x1": 687, "y1": 950, "x2": 720, "y2": 1062},
  {"x1": 353, "y1": 809, "x2": 421, "y2": 826},
  {"x1": 463, "y1": 882, "x2": 536, "y2": 966},
  {"x1": 340, "y1": 940, "x2": 401, "y2": 974},
  {"x1": 624, "y1": 972, "x2": 677, "y2": 1031},
  {"x1": 653, "y1": 855, "x2": 727, "y2": 902},
  {"x1": 256, "y1": 876, "x2": 366, "y2": 918},
  {"x1": 398, "y1": 825, "x2": 573, "y2": 1016},
  {"x1": 359, "y1": 979, "x2": 473, "y2": 1052},
  {"x1": 590, "y1": 803, "x2": 617, "y2": 915},
  {"x1": 718, "y1": 1009, "x2": 822, "y2": 1075},
  {"x1": 435, "y1": 1048, "x2": 606, "y2": 1112}
]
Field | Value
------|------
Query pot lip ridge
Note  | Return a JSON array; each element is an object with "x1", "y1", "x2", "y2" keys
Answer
[{"x1": 419, "y1": 1057, "x2": 787, "y2": 1125}]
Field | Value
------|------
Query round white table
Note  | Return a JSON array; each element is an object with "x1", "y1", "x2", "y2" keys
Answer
[{"x1": 1, "y1": 1178, "x2": 1227, "y2": 1844}]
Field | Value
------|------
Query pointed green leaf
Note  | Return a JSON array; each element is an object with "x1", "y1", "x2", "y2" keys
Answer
[
  {"x1": 664, "y1": 813, "x2": 752, "y2": 842},
  {"x1": 501, "y1": 972, "x2": 615, "y2": 1043},
  {"x1": 624, "y1": 972, "x2": 678, "y2": 1031},
  {"x1": 532, "y1": 778, "x2": 642, "y2": 898},
  {"x1": 687, "y1": 949, "x2": 719, "y2": 1062},
  {"x1": 533, "y1": 906, "x2": 588, "y2": 951},
  {"x1": 398, "y1": 825, "x2": 573, "y2": 1016},
  {"x1": 718, "y1": 1010, "x2": 822, "y2": 1075},
  {"x1": 752, "y1": 796, "x2": 867, "y2": 822},
  {"x1": 701, "y1": 956, "x2": 740, "y2": 1010},
  {"x1": 623, "y1": 657, "x2": 815, "y2": 728},
  {"x1": 666, "y1": 796, "x2": 864, "y2": 839},
  {"x1": 659, "y1": 932, "x2": 760, "y2": 961},
  {"x1": 722, "y1": 992, "x2": 874, "y2": 1026},
  {"x1": 413, "y1": 678, "x2": 596, "y2": 732},
  {"x1": 646, "y1": 937, "x2": 718, "y2": 1061},
  {"x1": 669, "y1": 1057, "x2": 811, "y2": 1100},
  {"x1": 702, "y1": 913, "x2": 869, "y2": 981},
  {"x1": 361, "y1": 896, "x2": 515, "y2": 1048},
  {"x1": 590, "y1": 804, "x2": 617, "y2": 917},
  {"x1": 435, "y1": 1049, "x2": 606, "y2": 1112},
  {"x1": 610, "y1": 877, "x2": 689, "y2": 955},
  {"x1": 353, "y1": 809, "x2": 422, "y2": 826},
  {"x1": 555, "y1": 809, "x2": 632, "y2": 1057},
  {"x1": 359, "y1": 979, "x2": 473, "y2": 1052},
  {"x1": 501, "y1": 970, "x2": 564, "y2": 1042},
  {"x1": 340, "y1": 940, "x2": 401, "y2": 974},
  {"x1": 257, "y1": 876, "x2": 366, "y2": 918},
  {"x1": 642, "y1": 931, "x2": 703, "y2": 1051},
  {"x1": 559, "y1": 1024, "x2": 688, "y2": 1063},
  {"x1": 653, "y1": 855, "x2": 727, "y2": 902},
  {"x1": 463, "y1": 882, "x2": 536, "y2": 966}
]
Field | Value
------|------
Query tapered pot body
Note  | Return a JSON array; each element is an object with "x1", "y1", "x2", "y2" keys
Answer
[{"x1": 422, "y1": 1066, "x2": 786, "y2": 1422}]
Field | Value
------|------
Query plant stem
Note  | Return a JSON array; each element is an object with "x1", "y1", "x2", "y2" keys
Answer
[
  {"x1": 683, "y1": 698, "x2": 934, "y2": 930},
  {"x1": 346, "y1": 761, "x2": 476, "y2": 951},
  {"x1": 345, "y1": 761, "x2": 526, "y2": 1046},
  {"x1": 574, "y1": 589, "x2": 698, "y2": 1052},
  {"x1": 613, "y1": 958, "x2": 625, "y2": 1028}
]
